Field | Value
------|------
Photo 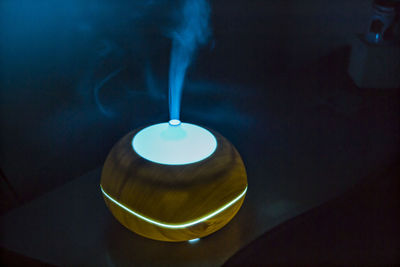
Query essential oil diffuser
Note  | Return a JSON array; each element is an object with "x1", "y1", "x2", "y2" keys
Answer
[
  {"x1": 100, "y1": 120, "x2": 247, "y2": 242},
  {"x1": 100, "y1": 0, "x2": 246, "y2": 242}
]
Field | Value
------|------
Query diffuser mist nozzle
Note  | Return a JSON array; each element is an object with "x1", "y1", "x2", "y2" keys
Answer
[{"x1": 169, "y1": 119, "x2": 181, "y2": 126}]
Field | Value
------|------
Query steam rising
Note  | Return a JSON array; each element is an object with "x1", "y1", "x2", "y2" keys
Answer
[
  {"x1": 168, "y1": 0, "x2": 211, "y2": 120},
  {"x1": 94, "y1": 67, "x2": 122, "y2": 117}
]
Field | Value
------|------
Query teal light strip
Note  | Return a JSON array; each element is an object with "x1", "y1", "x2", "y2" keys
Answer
[{"x1": 100, "y1": 185, "x2": 247, "y2": 229}]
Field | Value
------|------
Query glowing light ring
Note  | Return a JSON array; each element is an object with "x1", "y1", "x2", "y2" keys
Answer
[
  {"x1": 132, "y1": 122, "x2": 217, "y2": 165},
  {"x1": 101, "y1": 185, "x2": 247, "y2": 229}
]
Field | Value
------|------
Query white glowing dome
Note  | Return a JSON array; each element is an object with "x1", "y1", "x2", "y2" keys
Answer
[{"x1": 132, "y1": 121, "x2": 217, "y2": 165}]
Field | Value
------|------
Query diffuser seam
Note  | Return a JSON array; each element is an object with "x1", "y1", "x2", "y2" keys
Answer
[{"x1": 100, "y1": 185, "x2": 247, "y2": 229}]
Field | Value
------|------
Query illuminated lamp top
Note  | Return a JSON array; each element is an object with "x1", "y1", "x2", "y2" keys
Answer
[{"x1": 132, "y1": 121, "x2": 217, "y2": 165}]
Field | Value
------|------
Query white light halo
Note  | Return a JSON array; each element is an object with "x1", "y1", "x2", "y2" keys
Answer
[{"x1": 132, "y1": 122, "x2": 217, "y2": 165}]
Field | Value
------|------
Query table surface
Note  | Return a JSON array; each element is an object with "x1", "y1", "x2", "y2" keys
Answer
[{"x1": 1, "y1": 63, "x2": 399, "y2": 266}]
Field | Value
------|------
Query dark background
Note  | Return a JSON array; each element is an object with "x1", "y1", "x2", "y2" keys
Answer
[
  {"x1": 0, "y1": 0, "x2": 373, "y2": 212},
  {"x1": 1, "y1": 0, "x2": 399, "y2": 265}
]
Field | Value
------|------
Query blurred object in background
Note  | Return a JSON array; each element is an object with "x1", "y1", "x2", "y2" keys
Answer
[
  {"x1": 366, "y1": 0, "x2": 400, "y2": 44},
  {"x1": 348, "y1": 0, "x2": 400, "y2": 88}
]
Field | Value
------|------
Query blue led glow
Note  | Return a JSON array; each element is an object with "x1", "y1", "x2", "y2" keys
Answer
[
  {"x1": 132, "y1": 122, "x2": 217, "y2": 165},
  {"x1": 188, "y1": 238, "x2": 200, "y2": 243}
]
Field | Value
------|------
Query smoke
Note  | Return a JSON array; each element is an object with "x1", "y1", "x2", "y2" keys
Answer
[
  {"x1": 93, "y1": 67, "x2": 123, "y2": 117},
  {"x1": 168, "y1": 0, "x2": 211, "y2": 120}
]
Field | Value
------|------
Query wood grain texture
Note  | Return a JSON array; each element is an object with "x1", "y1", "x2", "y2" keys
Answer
[{"x1": 100, "y1": 126, "x2": 247, "y2": 242}]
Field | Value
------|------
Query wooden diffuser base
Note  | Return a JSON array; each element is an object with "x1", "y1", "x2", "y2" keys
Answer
[{"x1": 100, "y1": 126, "x2": 247, "y2": 242}]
